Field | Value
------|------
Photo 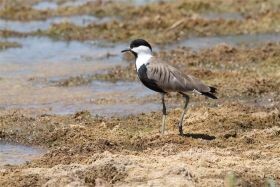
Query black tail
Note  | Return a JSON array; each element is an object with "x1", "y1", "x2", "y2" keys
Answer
[{"x1": 201, "y1": 86, "x2": 217, "y2": 99}]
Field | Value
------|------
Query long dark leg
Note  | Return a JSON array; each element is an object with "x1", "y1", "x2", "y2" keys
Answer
[
  {"x1": 178, "y1": 94, "x2": 190, "y2": 136},
  {"x1": 161, "y1": 93, "x2": 167, "y2": 134}
]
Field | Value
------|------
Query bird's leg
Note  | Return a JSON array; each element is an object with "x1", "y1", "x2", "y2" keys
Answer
[
  {"x1": 161, "y1": 93, "x2": 167, "y2": 135},
  {"x1": 178, "y1": 95, "x2": 190, "y2": 136}
]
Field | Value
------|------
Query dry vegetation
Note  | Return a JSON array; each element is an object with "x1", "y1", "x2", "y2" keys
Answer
[
  {"x1": 0, "y1": 0, "x2": 280, "y2": 186},
  {"x1": 0, "y1": 41, "x2": 21, "y2": 50},
  {"x1": 1, "y1": 42, "x2": 279, "y2": 186},
  {"x1": 0, "y1": 0, "x2": 280, "y2": 43}
]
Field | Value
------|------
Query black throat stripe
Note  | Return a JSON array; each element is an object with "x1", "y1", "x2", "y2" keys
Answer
[{"x1": 137, "y1": 64, "x2": 165, "y2": 93}]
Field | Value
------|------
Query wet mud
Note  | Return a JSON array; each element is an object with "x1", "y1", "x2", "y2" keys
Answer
[
  {"x1": 0, "y1": 0, "x2": 279, "y2": 43},
  {"x1": 1, "y1": 41, "x2": 279, "y2": 186},
  {"x1": 0, "y1": 102, "x2": 279, "y2": 186},
  {"x1": 0, "y1": 15, "x2": 113, "y2": 32},
  {"x1": 0, "y1": 142, "x2": 44, "y2": 166}
]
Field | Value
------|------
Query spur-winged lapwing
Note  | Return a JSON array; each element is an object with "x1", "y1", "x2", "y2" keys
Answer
[{"x1": 122, "y1": 39, "x2": 217, "y2": 136}]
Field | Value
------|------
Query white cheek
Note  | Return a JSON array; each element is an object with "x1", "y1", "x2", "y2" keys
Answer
[{"x1": 132, "y1": 46, "x2": 151, "y2": 54}]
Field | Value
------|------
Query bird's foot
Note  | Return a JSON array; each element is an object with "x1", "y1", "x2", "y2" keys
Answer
[{"x1": 179, "y1": 131, "x2": 184, "y2": 136}]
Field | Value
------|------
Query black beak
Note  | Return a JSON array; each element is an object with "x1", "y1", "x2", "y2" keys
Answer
[{"x1": 121, "y1": 48, "x2": 131, "y2": 53}]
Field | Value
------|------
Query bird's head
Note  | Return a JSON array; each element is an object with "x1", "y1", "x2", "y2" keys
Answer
[{"x1": 121, "y1": 39, "x2": 152, "y2": 58}]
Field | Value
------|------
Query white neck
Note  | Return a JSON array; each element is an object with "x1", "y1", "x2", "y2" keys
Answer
[{"x1": 136, "y1": 53, "x2": 153, "y2": 71}]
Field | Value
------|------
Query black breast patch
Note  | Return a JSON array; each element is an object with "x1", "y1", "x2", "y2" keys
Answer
[{"x1": 137, "y1": 64, "x2": 165, "y2": 93}]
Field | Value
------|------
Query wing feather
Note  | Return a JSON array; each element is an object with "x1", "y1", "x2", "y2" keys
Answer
[{"x1": 146, "y1": 62, "x2": 210, "y2": 93}]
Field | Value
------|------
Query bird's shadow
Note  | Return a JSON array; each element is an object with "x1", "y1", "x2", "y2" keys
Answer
[{"x1": 182, "y1": 133, "x2": 216, "y2": 140}]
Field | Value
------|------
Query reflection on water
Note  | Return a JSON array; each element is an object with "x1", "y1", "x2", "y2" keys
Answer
[{"x1": 0, "y1": 142, "x2": 44, "y2": 166}]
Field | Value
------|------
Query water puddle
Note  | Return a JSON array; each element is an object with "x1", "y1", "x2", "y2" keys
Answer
[
  {"x1": 33, "y1": 0, "x2": 96, "y2": 10},
  {"x1": 120, "y1": 0, "x2": 167, "y2": 6},
  {"x1": 33, "y1": 0, "x2": 167, "y2": 10},
  {"x1": 240, "y1": 93, "x2": 280, "y2": 109},
  {"x1": 0, "y1": 36, "x2": 126, "y2": 78},
  {"x1": 48, "y1": 80, "x2": 159, "y2": 116},
  {"x1": 0, "y1": 142, "x2": 44, "y2": 166},
  {"x1": 0, "y1": 15, "x2": 112, "y2": 32},
  {"x1": 0, "y1": 80, "x2": 158, "y2": 116},
  {"x1": 169, "y1": 33, "x2": 280, "y2": 51},
  {"x1": 200, "y1": 12, "x2": 244, "y2": 21},
  {"x1": 0, "y1": 36, "x2": 160, "y2": 116},
  {"x1": 32, "y1": 1, "x2": 58, "y2": 10},
  {"x1": 1, "y1": 32, "x2": 279, "y2": 116}
]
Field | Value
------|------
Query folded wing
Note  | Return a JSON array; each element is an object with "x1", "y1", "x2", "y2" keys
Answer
[{"x1": 146, "y1": 62, "x2": 217, "y2": 98}]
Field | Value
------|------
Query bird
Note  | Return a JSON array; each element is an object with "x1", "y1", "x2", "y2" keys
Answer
[{"x1": 122, "y1": 39, "x2": 217, "y2": 136}]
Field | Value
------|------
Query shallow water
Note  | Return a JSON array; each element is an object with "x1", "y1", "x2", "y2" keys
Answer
[
  {"x1": 0, "y1": 36, "x2": 126, "y2": 78},
  {"x1": 33, "y1": 0, "x2": 166, "y2": 10},
  {"x1": 59, "y1": 0, "x2": 96, "y2": 8},
  {"x1": 1, "y1": 32, "x2": 280, "y2": 116},
  {"x1": 33, "y1": 0, "x2": 97, "y2": 10},
  {"x1": 0, "y1": 80, "x2": 158, "y2": 116},
  {"x1": 61, "y1": 86, "x2": 182, "y2": 116},
  {"x1": 0, "y1": 36, "x2": 161, "y2": 116},
  {"x1": 200, "y1": 12, "x2": 244, "y2": 21},
  {"x1": 171, "y1": 33, "x2": 280, "y2": 51},
  {"x1": 32, "y1": 1, "x2": 58, "y2": 10},
  {"x1": 120, "y1": 0, "x2": 166, "y2": 6},
  {"x1": 0, "y1": 142, "x2": 44, "y2": 166},
  {"x1": 0, "y1": 15, "x2": 112, "y2": 32}
]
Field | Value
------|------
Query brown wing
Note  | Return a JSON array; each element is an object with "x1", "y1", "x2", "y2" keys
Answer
[{"x1": 146, "y1": 62, "x2": 211, "y2": 93}]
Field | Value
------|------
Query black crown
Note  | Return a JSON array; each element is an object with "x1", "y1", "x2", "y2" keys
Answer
[{"x1": 130, "y1": 39, "x2": 152, "y2": 51}]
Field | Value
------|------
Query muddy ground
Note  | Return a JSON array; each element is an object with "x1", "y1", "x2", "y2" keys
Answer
[
  {"x1": 1, "y1": 0, "x2": 280, "y2": 43},
  {"x1": 0, "y1": 0, "x2": 280, "y2": 187},
  {"x1": 1, "y1": 43, "x2": 279, "y2": 186}
]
